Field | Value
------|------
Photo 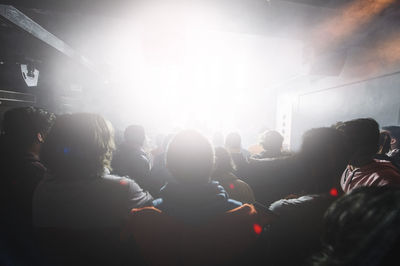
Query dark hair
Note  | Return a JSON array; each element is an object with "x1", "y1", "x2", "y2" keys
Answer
[
  {"x1": 313, "y1": 186, "x2": 400, "y2": 266},
  {"x1": 166, "y1": 130, "x2": 214, "y2": 184},
  {"x1": 1, "y1": 106, "x2": 55, "y2": 153},
  {"x1": 336, "y1": 118, "x2": 379, "y2": 159},
  {"x1": 299, "y1": 127, "x2": 350, "y2": 192},
  {"x1": 382, "y1": 126, "x2": 400, "y2": 148},
  {"x1": 260, "y1": 130, "x2": 284, "y2": 150},
  {"x1": 41, "y1": 113, "x2": 115, "y2": 178},
  {"x1": 213, "y1": 147, "x2": 235, "y2": 175},
  {"x1": 124, "y1": 125, "x2": 145, "y2": 146},
  {"x1": 378, "y1": 131, "x2": 391, "y2": 155},
  {"x1": 225, "y1": 132, "x2": 242, "y2": 149}
]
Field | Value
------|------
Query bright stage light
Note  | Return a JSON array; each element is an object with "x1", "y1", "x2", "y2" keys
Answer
[{"x1": 96, "y1": 4, "x2": 306, "y2": 140}]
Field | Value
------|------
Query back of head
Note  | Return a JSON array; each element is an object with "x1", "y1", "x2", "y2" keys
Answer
[
  {"x1": 225, "y1": 132, "x2": 242, "y2": 150},
  {"x1": 124, "y1": 125, "x2": 145, "y2": 147},
  {"x1": 314, "y1": 186, "x2": 400, "y2": 266},
  {"x1": 299, "y1": 127, "x2": 350, "y2": 191},
  {"x1": 41, "y1": 113, "x2": 115, "y2": 178},
  {"x1": 166, "y1": 130, "x2": 214, "y2": 185},
  {"x1": 382, "y1": 125, "x2": 400, "y2": 149},
  {"x1": 260, "y1": 130, "x2": 284, "y2": 151},
  {"x1": 213, "y1": 146, "x2": 234, "y2": 175},
  {"x1": 1, "y1": 106, "x2": 55, "y2": 154},
  {"x1": 336, "y1": 118, "x2": 379, "y2": 164},
  {"x1": 378, "y1": 131, "x2": 392, "y2": 155}
]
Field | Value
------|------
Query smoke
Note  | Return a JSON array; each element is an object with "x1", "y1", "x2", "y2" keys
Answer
[{"x1": 310, "y1": 0, "x2": 395, "y2": 56}]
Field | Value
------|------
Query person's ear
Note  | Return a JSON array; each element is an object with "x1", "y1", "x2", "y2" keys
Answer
[
  {"x1": 37, "y1": 132, "x2": 44, "y2": 143},
  {"x1": 391, "y1": 138, "x2": 397, "y2": 145}
]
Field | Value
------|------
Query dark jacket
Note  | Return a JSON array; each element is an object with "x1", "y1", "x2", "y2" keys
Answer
[
  {"x1": 152, "y1": 181, "x2": 242, "y2": 225},
  {"x1": 122, "y1": 203, "x2": 272, "y2": 266},
  {"x1": 33, "y1": 172, "x2": 153, "y2": 266},
  {"x1": 0, "y1": 151, "x2": 47, "y2": 266},
  {"x1": 241, "y1": 156, "x2": 309, "y2": 206},
  {"x1": 33, "y1": 172, "x2": 153, "y2": 229},
  {"x1": 112, "y1": 143, "x2": 151, "y2": 187},
  {"x1": 267, "y1": 194, "x2": 337, "y2": 266},
  {"x1": 0, "y1": 152, "x2": 46, "y2": 229}
]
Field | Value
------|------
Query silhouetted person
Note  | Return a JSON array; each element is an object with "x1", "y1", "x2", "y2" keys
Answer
[
  {"x1": 112, "y1": 125, "x2": 151, "y2": 189},
  {"x1": 121, "y1": 130, "x2": 271, "y2": 266},
  {"x1": 313, "y1": 186, "x2": 400, "y2": 266},
  {"x1": 212, "y1": 147, "x2": 256, "y2": 204},
  {"x1": 266, "y1": 127, "x2": 350, "y2": 266},
  {"x1": 0, "y1": 106, "x2": 55, "y2": 227},
  {"x1": 148, "y1": 134, "x2": 174, "y2": 197},
  {"x1": 253, "y1": 130, "x2": 290, "y2": 159},
  {"x1": 225, "y1": 132, "x2": 251, "y2": 179},
  {"x1": 336, "y1": 118, "x2": 400, "y2": 193},
  {"x1": 382, "y1": 125, "x2": 400, "y2": 168},
  {"x1": 374, "y1": 131, "x2": 400, "y2": 169},
  {"x1": 33, "y1": 113, "x2": 153, "y2": 266},
  {"x1": 0, "y1": 106, "x2": 55, "y2": 266}
]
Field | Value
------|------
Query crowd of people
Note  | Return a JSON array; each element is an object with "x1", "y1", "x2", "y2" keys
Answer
[{"x1": 1, "y1": 106, "x2": 400, "y2": 266}]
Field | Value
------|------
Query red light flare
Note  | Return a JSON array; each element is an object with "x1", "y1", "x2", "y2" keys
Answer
[
  {"x1": 229, "y1": 183, "x2": 235, "y2": 190},
  {"x1": 253, "y1": 224, "x2": 262, "y2": 235},
  {"x1": 330, "y1": 188, "x2": 339, "y2": 197}
]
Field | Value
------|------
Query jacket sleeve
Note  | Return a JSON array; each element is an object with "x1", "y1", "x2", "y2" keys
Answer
[{"x1": 126, "y1": 179, "x2": 154, "y2": 209}]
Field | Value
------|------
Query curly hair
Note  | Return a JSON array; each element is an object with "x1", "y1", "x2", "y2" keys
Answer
[{"x1": 1, "y1": 106, "x2": 56, "y2": 152}]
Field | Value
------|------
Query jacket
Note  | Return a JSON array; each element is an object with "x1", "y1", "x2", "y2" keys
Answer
[
  {"x1": 341, "y1": 159, "x2": 400, "y2": 193},
  {"x1": 121, "y1": 204, "x2": 272, "y2": 266}
]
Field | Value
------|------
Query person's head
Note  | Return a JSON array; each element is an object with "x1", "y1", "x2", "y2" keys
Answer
[
  {"x1": 41, "y1": 113, "x2": 115, "y2": 178},
  {"x1": 213, "y1": 147, "x2": 235, "y2": 176},
  {"x1": 212, "y1": 132, "x2": 224, "y2": 148},
  {"x1": 166, "y1": 130, "x2": 214, "y2": 185},
  {"x1": 382, "y1": 126, "x2": 400, "y2": 150},
  {"x1": 124, "y1": 125, "x2": 145, "y2": 147},
  {"x1": 1, "y1": 106, "x2": 55, "y2": 155},
  {"x1": 299, "y1": 127, "x2": 350, "y2": 192},
  {"x1": 259, "y1": 130, "x2": 284, "y2": 152},
  {"x1": 314, "y1": 186, "x2": 400, "y2": 266},
  {"x1": 378, "y1": 131, "x2": 392, "y2": 155},
  {"x1": 336, "y1": 118, "x2": 379, "y2": 166},
  {"x1": 225, "y1": 132, "x2": 242, "y2": 152}
]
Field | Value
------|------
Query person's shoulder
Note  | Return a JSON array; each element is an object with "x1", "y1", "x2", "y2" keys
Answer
[
  {"x1": 102, "y1": 174, "x2": 139, "y2": 188},
  {"x1": 373, "y1": 160, "x2": 400, "y2": 176}
]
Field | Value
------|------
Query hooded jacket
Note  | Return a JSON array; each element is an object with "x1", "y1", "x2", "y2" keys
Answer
[{"x1": 341, "y1": 159, "x2": 400, "y2": 193}]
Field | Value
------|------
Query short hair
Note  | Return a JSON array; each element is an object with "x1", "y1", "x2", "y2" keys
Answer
[
  {"x1": 1, "y1": 106, "x2": 56, "y2": 152},
  {"x1": 124, "y1": 125, "x2": 145, "y2": 146},
  {"x1": 313, "y1": 186, "x2": 400, "y2": 266},
  {"x1": 382, "y1": 126, "x2": 400, "y2": 147},
  {"x1": 41, "y1": 113, "x2": 115, "y2": 178},
  {"x1": 336, "y1": 118, "x2": 379, "y2": 158},
  {"x1": 225, "y1": 132, "x2": 242, "y2": 149},
  {"x1": 260, "y1": 130, "x2": 284, "y2": 150},
  {"x1": 166, "y1": 130, "x2": 214, "y2": 184},
  {"x1": 213, "y1": 147, "x2": 235, "y2": 174},
  {"x1": 299, "y1": 127, "x2": 350, "y2": 191},
  {"x1": 378, "y1": 131, "x2": 392, "y2": 154}
]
